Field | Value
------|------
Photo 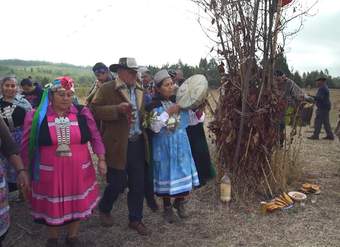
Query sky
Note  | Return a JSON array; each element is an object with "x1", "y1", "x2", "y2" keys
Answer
[{"x1": 0, "y1": 0, "x2": 339, "y2": 76}]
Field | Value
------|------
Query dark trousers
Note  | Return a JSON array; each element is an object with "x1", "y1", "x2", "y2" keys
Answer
[
  {"x1": 144, "y1": 129, "x2": 156, "y2": 205},
  {"x1": 99, "y1": 136, "x2": 145, "y2": 222},
  {"x1": 313, "y1": 109, "x2": 334, "y2": 138},
  {"x1": 144, "y1": 161, "x2": 155, "y2": 204}
]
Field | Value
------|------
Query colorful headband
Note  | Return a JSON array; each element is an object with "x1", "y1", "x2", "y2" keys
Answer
[{"x1": 51, "y1": 76, "x2": 75, "y2": 92}]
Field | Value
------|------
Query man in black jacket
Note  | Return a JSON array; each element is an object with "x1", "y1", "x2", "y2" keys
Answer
[{"x1": 308, "y1": 77, "x2": 334, "y2": 140}]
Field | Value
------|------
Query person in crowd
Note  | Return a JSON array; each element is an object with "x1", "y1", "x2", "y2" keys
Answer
[
  {"x1": 141, "y1": 70, "x2": 155, "y2": 105},
  {"x1": 274, "y1": 70, "x2": 312, "y2": 146},
  {"x1": 86, "y1": 62, "x2": 113, "y2": 106},
  {"x1": 168, "y1": 69, "x2": 176, "y2": 80},
  {"x1": 141, "y1": 70, "x2": 159, "y2": 212},
  {"x1": 0, "y1": 77, "x2": 31, "y2": 197},
  {"x1": 87, "y1": 62, "x2": 114, "y2": 130},
  {"x1": 308, "y1": 77, "x2": 334, "y2": 140},
  {"x1": 0, "y1": 116, "x2": 30, "y2": 247},
  {"x1": 21, "y1": 76, "x2": 107, "y2": 247},
  {"x1": 172, "y1": 69, "x2": 185, "y2": 86},
  {"x1": 187, "y1": 105, "x2": 216, "y2": 186},
  {"x1": 139, "y1": 70, "x2": 159, "y2": 211},
  {"x1": 146, "y1": 69, "x2": 199, "y2": 223},
  {"x1": 20, "y1": 77, "x2": 44, "y2": 108},
  {"x1": 91, "y1": 57, "x2": 150, "y2": 236}
]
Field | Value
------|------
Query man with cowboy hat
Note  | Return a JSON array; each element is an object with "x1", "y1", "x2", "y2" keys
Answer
[{"x1": 91, "y1": 57, "x2": 150, "y2": 236}]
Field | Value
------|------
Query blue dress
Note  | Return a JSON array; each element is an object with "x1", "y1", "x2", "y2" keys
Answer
[{"x1": 151, "y1": 104, "x2": 199, "y2": 196}]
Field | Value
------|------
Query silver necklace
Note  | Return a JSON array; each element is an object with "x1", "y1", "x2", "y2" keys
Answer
[
  {"x1": 54, "y1": 116, "x2": 72, "y2": 156},
  {"x1": 1, "y1": 105, "x2": 16, "y2": 131}
]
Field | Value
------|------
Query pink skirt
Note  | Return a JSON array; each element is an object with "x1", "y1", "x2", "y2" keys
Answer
[{"x1": 30, "y1": 144, "x2": 99, "y2": 226}]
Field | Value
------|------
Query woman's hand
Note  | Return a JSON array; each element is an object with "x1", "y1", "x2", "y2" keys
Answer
[
  {"x1": 17, "y1": 170, "x2": 30, "y2": 199},
  {"x1": 98, "y1": 160, "x2": 107, "y2": 177},
  {"x1": 166, "y1": 104, "x2": 180, "y2": 116}
]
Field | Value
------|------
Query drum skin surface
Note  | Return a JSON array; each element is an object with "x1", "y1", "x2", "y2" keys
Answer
[{"x1": 176, "y1": 74, "x2": 208, "y2": 109}]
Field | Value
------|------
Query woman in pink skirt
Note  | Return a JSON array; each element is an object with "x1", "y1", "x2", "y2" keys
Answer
[{"x1": 21, "y1": 76, "x2": 107, "y2": 247}]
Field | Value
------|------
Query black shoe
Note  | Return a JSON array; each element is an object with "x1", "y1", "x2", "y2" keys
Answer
[
  {"x1": 146, "y1": 197, "x2": 159, "y2": 212},
  {"x1": 307, "y1": 136, "x2": 319, "y2": 140},
  {"x1": 322, "y1": 136, "x2": 334, "y2": 140},
  {"x1": 128, "y1": 221, "x2": 151, "y2": 236}
]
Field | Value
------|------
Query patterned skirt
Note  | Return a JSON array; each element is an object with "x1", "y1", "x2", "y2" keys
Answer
[
  {"x1": 153, "y1": 128, "x2": 200, "y2": 197},
  {"x1": 0, "y1": 128, "x2": 23, "y2": 185},
  {"x1": 0, "y1": 164, "x2": 10, "y2": 238}
]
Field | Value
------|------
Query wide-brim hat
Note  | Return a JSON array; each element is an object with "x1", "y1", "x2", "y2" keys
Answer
[{"x1": 109, "y1": 57, "x2": 139, "y2": 72}]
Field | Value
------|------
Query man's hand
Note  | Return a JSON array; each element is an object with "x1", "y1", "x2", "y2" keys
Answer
[
  {"x1": 117, "y1": 102, "x2": 132, "y2": 114},
  {"x1": 304, "y1": 94, "x2": 315, "y2": 103}
]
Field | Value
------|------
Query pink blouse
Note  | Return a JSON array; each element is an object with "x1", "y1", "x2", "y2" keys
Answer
[{"x1": 21, "y1": 104, "x2": 105, "y2": 166}]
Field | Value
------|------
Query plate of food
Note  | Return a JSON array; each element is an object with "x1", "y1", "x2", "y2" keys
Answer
[
  {"x1": 260, "y1": 192, "x2": 295, "y2": 213},
  {"x1": 288, "y1": 191, "x2": 307, "y2": 201},
  {"x1": 301, "y1": 183, "x2": 321, "y2": 194}
]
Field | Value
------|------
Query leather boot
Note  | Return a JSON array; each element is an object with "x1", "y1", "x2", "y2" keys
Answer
[
  {"x1": 163, "y1": 206, "x2": 177, "y2": 223},
  {"x1": 173, "y1": 200, "x2": 189, "y2": 219}
]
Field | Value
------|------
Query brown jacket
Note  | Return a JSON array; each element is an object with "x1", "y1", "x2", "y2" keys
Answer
[{"x1": 91, "y1": 78, "x2": 147, "y2": 170}]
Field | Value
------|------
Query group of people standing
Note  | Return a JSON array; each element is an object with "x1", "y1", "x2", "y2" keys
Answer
[
  {"x1": 0, "y1": 60, "x2": 334, "y2": 247},
  {"x1": 0, "y1": 57, "x2": 215, "y2": 247},
  {"x1": 89, "y1": 58, "x2": 215, "y2": 235},
  {"x1": 273, "y1": 70, "x2": 334, "y2": 144}
]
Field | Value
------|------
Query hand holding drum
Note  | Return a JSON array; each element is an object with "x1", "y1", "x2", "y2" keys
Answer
[{"x1": 166, "y1": 104, "x2": 181, "y2": 116}]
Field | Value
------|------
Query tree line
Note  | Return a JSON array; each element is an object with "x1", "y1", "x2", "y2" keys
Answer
[
  {"x1": 1, "y1": 58, "x2": 339, "y2": 89},
  {"x1": 275, "y1": 54, "x2": 340, "y2": 88}
]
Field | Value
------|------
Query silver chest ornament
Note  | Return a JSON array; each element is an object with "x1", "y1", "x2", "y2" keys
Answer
[
  {"x1": 161, "y1": 101, "x2": 180, "y2": 131},
  {"x1": 1, "y1": 105, "x2": 16, "y2": 131},
  {"x1": 54, "y1": 116, "x2": 72, "y2": 156}
]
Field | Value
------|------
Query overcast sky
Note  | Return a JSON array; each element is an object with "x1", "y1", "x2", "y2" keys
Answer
[{"x1": 0, "y1": 0, "x2": 339, "y2": 76}]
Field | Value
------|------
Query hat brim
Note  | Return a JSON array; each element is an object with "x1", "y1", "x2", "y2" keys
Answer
[{"x1": 109, "y1": 64, "x2": 139, "y2": 73}]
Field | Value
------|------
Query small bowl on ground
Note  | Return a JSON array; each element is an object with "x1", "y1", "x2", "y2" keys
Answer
[{"x1": 288, "y1": 191, "x2": 307, "y2": 201}]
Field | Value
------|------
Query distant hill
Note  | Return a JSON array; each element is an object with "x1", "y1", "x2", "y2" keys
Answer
[{"x1": 0, "y1": 59, "x2": 94, "y2": 86}]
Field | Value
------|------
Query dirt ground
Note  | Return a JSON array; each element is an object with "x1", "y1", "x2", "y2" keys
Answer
[{"x1": 5, "y1": 90, "x2": 340, "y2": 247}]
